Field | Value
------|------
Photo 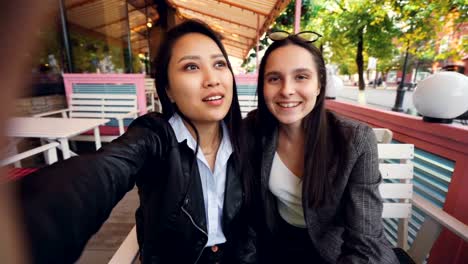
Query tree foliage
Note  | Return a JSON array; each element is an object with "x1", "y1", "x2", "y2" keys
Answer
[
  {"x1": 242, "y1": 0, "x2": 466, "y2": 80},
  {"x1": 316, "y1": 0, "x2": 398, "y2": 90}
]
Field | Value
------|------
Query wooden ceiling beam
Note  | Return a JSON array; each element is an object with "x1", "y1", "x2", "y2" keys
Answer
[
  {"x1": 223, "y1": 37, "x2": 250, "y2": 48},
  {"x1": 93, "y1": 17, "x2": 127, "y2": 30},
  {"x1": 216, "y1": 0, "x2": 269, "y2": 16},
  {"x1": 216, "y1": 28, "x2": 253, "y2": 41},
  {"x1": 66, "y1": 0, "x2": 100, "y2": 10},
  {"x1": 179, "y1": 13, "x2": 254, "y2": 42},
  {"x1": 223, "y1": 42, "x2": 248, "y2": 52},
  {"x1": 171, "y1": 3, "x2": 257, "y2": 30},
  {"x1": 225, "y1": 47, "x2": 244, "y2": 58}
]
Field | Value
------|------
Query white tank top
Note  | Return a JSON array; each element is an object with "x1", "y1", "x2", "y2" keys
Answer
[{"x1": 268, "y1": 152, "x2": 306, "y2": 228}]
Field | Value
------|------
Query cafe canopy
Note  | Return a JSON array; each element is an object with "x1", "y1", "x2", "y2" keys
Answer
[{"x1": 64, "y1": 0, "x2": 291, "y2": 59}]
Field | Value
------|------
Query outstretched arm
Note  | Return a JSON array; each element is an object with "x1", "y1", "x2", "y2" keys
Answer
[{"x1": 17, "y1": 115, "x2": 169, "y2": 264}]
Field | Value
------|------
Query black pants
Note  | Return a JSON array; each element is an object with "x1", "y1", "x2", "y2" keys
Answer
[
  {"x1": 198, "y1": 243, "x2": 226, "y2": 264},
  {"x1": 269, "y1": 217, "x2": 325, "y2": 264}
]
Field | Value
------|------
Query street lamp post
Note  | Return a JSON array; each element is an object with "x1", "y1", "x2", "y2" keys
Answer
[{"x1": 392, "y1": 45, "x2": 410, "y2": 112}]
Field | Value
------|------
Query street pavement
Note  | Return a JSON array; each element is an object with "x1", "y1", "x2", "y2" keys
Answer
[
  {"x1": 336, "y1": 85, "x2": 416, "y2": 114},
  {"x1": 336, "y1": 85, "x2": 467, "y2": 126}
]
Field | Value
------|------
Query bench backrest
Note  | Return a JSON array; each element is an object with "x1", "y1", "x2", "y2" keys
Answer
[
  {"x1": 69, "y1": 93, "x2": 138, "y2": 120},
  {"x1": 378, "y1": 143, "x2": 415, "y2": 249},
  {"x1": 238, "y1": 95, "x2": 257, "y2": 118},
  {"x1": 63, "y1": 73, "x2": 147, "y2": 115},
  {"x1": 379, "y1": 143, "x2": 414, "y2": 217}
]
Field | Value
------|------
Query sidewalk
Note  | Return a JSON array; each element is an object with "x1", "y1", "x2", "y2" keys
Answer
[
  {"x1": 343, "y1": 82, "x2": 398, "y2": 90},
  {"x1": 338, "y1": 84, "x2": 415, "y2": 112}
]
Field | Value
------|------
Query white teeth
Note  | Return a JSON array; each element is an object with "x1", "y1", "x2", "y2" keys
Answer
[
  {"x1": 204, "y1": 95, "x2": 223, "y2": 101},
  {"x1": 278, "y1": 102, "x2": 300, "y2": 108}
]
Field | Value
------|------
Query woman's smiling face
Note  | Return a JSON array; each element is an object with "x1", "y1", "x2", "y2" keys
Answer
[
  {"x1": 263, "y1": 44, "x2": 321, "y2": 128},
  {"x1": 167, "y1": 33, "x2": 233, "y2": 125}
]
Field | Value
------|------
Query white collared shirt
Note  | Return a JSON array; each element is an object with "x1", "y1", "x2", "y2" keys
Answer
[{"x1": 169, "y1": 113, "x2": 232, "y2": 246}]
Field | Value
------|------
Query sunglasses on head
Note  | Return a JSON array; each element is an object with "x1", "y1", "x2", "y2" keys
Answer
[{"x1": 267, "y1": 30, "x2": 323, "y2": 43}]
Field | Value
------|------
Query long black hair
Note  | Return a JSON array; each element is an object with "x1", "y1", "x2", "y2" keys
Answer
[
  {"x1": 256, "y1": 36, "x2": 343, "y2": 208},
  {"x1": 153, "y1": 19, "x2": 246, "y2": 197}
]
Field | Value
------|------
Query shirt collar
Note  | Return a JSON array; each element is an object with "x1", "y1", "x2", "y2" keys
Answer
[{"x1": 168, "y1": 113, "x2": 233, "y2": 163}]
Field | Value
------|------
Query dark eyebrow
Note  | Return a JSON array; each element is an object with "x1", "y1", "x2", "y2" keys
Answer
[
  {"x1": 265, "y1": 71, "x2": 281, "y2": 78},
  {"x1": 177, "y1": 54, "x2": 225, "y2": 63},
  {"x1": 211, "y1": 54, "x2": 225, "y2": 59},
  {"x1": 177, "y1": 55, "x2": 200, "y2": 63},
  {"x1": 265, "y1": 68, "x2": 314, "y2": 78},
  {"x1": 293, "y1": 68, "x2": 313, "y2": 74}
]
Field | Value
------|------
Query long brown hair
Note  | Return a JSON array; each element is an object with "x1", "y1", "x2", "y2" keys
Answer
[{"x1": 256, "y1": 36, "x2": 343, "y2": 207}]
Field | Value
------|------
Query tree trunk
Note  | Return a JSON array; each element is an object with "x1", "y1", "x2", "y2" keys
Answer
[
  {"x1": 356, "y1": 28, "x2": 365, "y2": 91},
  {"x1": 413, "y1": 60, "x2": 419, "y2": 83}
]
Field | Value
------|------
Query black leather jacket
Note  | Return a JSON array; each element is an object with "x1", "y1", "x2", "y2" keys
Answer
[{"x1": 19, "y1": 113, "x2": 256, "y2": 264}]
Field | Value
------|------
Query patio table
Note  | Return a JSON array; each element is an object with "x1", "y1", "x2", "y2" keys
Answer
[{"x1": 6, "y1": 117, "x2": 110, "y2": 159}]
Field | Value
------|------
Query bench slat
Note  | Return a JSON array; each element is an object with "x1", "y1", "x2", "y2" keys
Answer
[
  {"x1": 380, "y1": 183, "x2": 413, "y2": 199},
  {"x1": 379, "y1": 163, "x2": 413, "y2": 179},
  {"x1": 71, "y1": 106, "x2": 137, "y2": 112},
  {"x1": 71, "y1": 100, "x2": 137, "y2": 106},
  {"x1": 72, "y1": 94, "x2": 137, "y2": 99},
  {"x1": 383, "y1": 203, "x2": 412, "y2": 218},
  {"x1": 70, "y1": 113, "x2": 131, "y2": 119},
  {"x1": 378, "y1": 144, "x2": 414, "y2": 159}
]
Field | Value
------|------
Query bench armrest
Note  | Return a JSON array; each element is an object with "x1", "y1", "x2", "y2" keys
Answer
[
  {"x1": 0, "y1": 142, "x2": 60, "y2": 166},
  {"x1": 114, "y1": 110, "x2": 139, "y2": 135},
  {"x1": 108, "y1": 226, "x2": 138, "y2": 264},
  {"x1": 412, "y1": 194, "x2": 468, "y2": 241},
  {"x1": 117, "y1": 110, "x2": 139, "y2": 120}
]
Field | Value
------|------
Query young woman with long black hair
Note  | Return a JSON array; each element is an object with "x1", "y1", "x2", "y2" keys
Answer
[{"x1": 18, "y1": 20, "x2": 255, "y2": 264}]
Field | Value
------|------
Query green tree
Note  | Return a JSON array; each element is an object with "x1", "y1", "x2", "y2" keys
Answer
[
  {"x1": 317, "y1": 0, "x2": 397, "y2": 90},
  {"x1": 392, "y1": 0, "x2": 467, "y2": 76},
  {"x1": 241, "y1": 0, "x2": 321, "y2": 72}
]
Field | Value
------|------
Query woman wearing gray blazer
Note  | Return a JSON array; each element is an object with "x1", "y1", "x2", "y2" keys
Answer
[{"x1": 243, "y1": 32, "x2": 399, "y2": 264}]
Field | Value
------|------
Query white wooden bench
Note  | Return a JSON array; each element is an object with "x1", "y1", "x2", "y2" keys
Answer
[
  {"x1": 238, "y1": 95, "x2": 257, "y2": 118},
  {"x1": 145, "y1": 78, "x2": 160, "y2": 113},
  {"x1": 1, "y1": 142, "x2": 59, "y2": 167},
  {"x1": 107, "y1": 141, "x2": 467, "y2": 264},
  {"x1": 108, "y1": 226, "x2": 138, "y2": 264},
  {"x1": 378, "y1": 143, "x2": 468, "y2": 263},
  {"x1": 1, "y1": 142, "x2": 59, "y2": 181},
  {"x1": 34, "y1": 94, "x2": 138, "y2": 142},
  {"x1": 373, "y1": 128, "x2": 393, "y2": 143},
  {"x1": 379, "y1": 143, "x2": 415, "y2": 249}
]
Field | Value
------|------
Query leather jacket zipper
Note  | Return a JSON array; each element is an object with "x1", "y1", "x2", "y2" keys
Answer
[{"x1": 181, "y1": 206, "x2": 207, "y2": 264}]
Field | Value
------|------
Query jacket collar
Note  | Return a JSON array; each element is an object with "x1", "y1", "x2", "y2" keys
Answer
[
  {"x1": 170, "y1": 114, "x2": 241, "y2": 236},
  {"x1": 222, "y1": 156, "x2": 243, "y2": 232},
  {"x1": 260, "y1": 127, "x2": 278, "y2": 191},
  {"x1": 169, "y1": 113, "x2": 233, "y2": 170}
]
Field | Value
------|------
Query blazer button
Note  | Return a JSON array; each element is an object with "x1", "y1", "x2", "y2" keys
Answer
[
  {"x1": 184, "y1": 198, "x2": 189, "y2": 205},
  {"x1": 211, "y1": 245, "x2": 218, "y2": 252}
]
